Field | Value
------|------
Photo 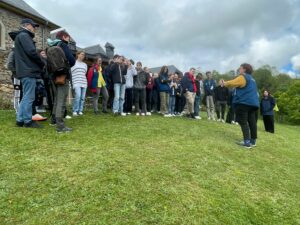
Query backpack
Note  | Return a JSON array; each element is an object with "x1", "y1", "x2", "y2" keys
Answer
[
  {"x1": 46, "y1": 42, "x2": 69, "y2": 74},
  {"x1": 6, "y1": 49, "x2": 16, "y2": 74}
]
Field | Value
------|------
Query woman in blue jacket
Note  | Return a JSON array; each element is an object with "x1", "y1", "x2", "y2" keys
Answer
[{"x1": 260, "y1": 90, "x2": 276, "y2": 133}]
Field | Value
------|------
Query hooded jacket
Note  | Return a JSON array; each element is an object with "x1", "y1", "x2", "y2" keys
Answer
[{"x1": 9, "y1": 28, "x2": 44, "y2": 79}]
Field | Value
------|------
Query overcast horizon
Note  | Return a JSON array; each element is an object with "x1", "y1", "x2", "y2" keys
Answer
[{"x1": 26, "y1": 0, "x2": 300, "y2": 76}]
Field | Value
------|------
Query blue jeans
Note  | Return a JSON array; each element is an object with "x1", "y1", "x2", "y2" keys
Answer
[
  {"x1": 194, "y1": 94, "x2": 201, "y2": 116},
  {"x1": 73, "y1": 86, "x2": 87, "y2": 113},
  {"x1": 17, "y1": 77, "x2": 36, "y2": 123},
  {"x1": 113, "y1": 83, "x2": 126, "y2": 113},
  {"x1": 168, "y1": 95, "x2": 176, "y2": 115}
]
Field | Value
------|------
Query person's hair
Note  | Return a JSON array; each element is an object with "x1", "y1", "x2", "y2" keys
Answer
[
  {"x1": 137, "y1": 61, "x2": 142, "y2": 66},
  {"x1": 196, "y1": 74, "x2": 202, "y2": 80},
  {"x1": 263, "y1": 89, "x2": 270, "y2": 96},
  {"x1": 130, "y1": 59, "x2": 135, "y2": 65},
  {"x1": 143, "y1": 67, "x2": 148, "y2": 71},
  {"x1": 206, "y1": 71, "x2": 211, "y2": 76},
  {"x1": 190, "y1": 67, "x2": 196, "y2": 71},
  {"x1": 94, "y1": 57, "x2": 102, "y2": 64},
  {"x1": 113, "y1": 54, "x2": 120, "y2": 59},
  {"x1": 76, "y1": 51, "x2": 85, "y2": 58},
  {"x1": 159, "y1": 66, "x2": 168, "y2": 75},
  {"x1": 240, "y1": 63, "x2": 253, "y2": 74},
  {"x1": 56, "y1": 31, "x2": 70, "y2": 40}
]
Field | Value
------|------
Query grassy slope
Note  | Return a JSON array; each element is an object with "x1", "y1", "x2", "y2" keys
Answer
[{"x1": 0, "y1": 110, "x2": 299, "y2": 225}]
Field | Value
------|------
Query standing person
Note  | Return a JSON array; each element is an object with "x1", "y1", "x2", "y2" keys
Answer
[
  {"x1": 71, "y1": 51, "x2": 87, "y2": 116},
  {"x1": 226, "y1": 88, "x2": 239, "y2": 125},
  {"x1": 158, "y1": 66, "x2": 170, "y2": 115},
  {"x1": 204, "y1": 71, "x2": 216, "y2": 120},
  {"x1": 9, "y1": 18, "x2": 45, "y2": 128},
  {"x1": 47, "y1": 30, "x2": 76, "y2": 133},
  {"x1": 215, "y1": 80, "x2": 229, "y2": 123},
  {"x1": 133, "y1": 62, "x2": 148, "y2": 116},
  {"x1": 152, "y1": 73, "x2": 160, "y2": 113},
  {"x1": 194, "y1": 74, "x2": 203, "y2": 120},
  {"x1": 260, "y1": 90, "x2": 276, "y2": 133},
  {"x1": 145, "y1": 69, "x2": 154, "y2": 114},
  {"x1": 110, "y1": 55, "x2": 128, "y2": 116},
  {"x1": 181, "y1": 68, "x2": 197, "y2": 119},
  {"x1": 124, "y1": 59, "x2": 137, "y2": 115},
  {"x1": 87, "y1": 57, "x2": 109, "y2": 115},
  {"x1": 223, "y1": 63, "x2": 259, "y2": 149},
  {"x1": 166, "y1": 73, "x2": 177, "y2": 117}
]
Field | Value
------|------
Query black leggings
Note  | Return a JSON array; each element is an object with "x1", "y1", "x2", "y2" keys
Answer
[
  {"x1": 263, "y1": 115, "x2": 274, "y2": 133},
  {"x1": 235, "y1": 104, "x2": 258, "y2": 141}
]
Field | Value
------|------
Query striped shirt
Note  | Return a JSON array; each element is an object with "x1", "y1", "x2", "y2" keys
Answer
[{"x1": 71, "y1": 60, "x2": 88, "y2": 88}]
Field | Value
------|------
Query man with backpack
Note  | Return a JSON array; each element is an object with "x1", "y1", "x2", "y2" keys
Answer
[
  {"x1": 47, "y1": 30, "x2": 75, "y2": 133},
  {"x1": 8, "y1": 18, "x2": 45, "y2": 128}
]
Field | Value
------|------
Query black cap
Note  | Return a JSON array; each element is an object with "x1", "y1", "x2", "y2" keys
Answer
[{"x1": 21, "y1": 18, "x2": 39, "y2": 27}]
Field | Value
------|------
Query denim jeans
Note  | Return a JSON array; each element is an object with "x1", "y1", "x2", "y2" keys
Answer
[
  {"x1": 17, "y1": 77, "x2": 36, "y2": 124},
  {"x1": 168, "y1": 95, "x2": 176, "y2": 115},
  {"x1": 194, "y1": 94, "x2": 201, "y2": 116},
  {"x1": 73, "y1": 86, "x2": 87, "y2": 113},
  {"x1": 113, "y1": 83, "x2": 126, "y2": 113}
]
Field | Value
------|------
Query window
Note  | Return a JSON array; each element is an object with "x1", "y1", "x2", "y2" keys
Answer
[{"x1": 0, "y1": 20, "x2": 6, "y2": 50}]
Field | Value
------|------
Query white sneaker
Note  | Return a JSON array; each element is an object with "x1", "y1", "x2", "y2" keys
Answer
[
  {"x1": 65, "y1": 115, "x2": 72, "y2": 119},
  {"x1": 136, "y1": 113, "x2": 140, "y2": 116},
  {"x1": 164, "y1": 114, "x2": 172, "y2": 117},
  {"x1": 72, "y1": 112, "x2": 78, "y2": 117},
  {"x1": 231, "y1": 121, "x2": 235, "y2": 124},
  {"x1": 146, "y1": 112, "x2": 151, "y2": 116},
  {"x1": 195, "y1": 116, "x2": 201, "y2": 120},
  {"x1": 217, "y1": 118, "x2": 221, "y2": 122},
  {"x1": 208, "y1": 117, "x2": 211, "y2": 120},
  {"x1": 121, "y1": 113, "x2": 127, "y2": 116},
  {"x1": 141, "y1": 113, "x2": 145, "y2": 116},
  {"x1": 212, "y1": 118, "x2": 216, "y2": 121},
  {"x1": 78, "y1": 112, "x2": 83, "y2": 116},
  {"x1": 235, "y1": 122, "x2": 239, "y2": 125},
  {"x1": 127, "y1": 112, "x2": 131, "y2": 115},
  {"x1": 222, "y1": 119, "x2": 225, "y2": 123}
]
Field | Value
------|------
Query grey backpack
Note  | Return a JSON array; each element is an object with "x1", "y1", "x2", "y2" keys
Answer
[{"x1": 46, "y1": 43, "x2": 69, "y2": 74}]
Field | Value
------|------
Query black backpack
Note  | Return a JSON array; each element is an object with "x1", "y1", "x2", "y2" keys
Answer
[{"x1": 46, "y1": 42, "x2": 69, "y2": 74}]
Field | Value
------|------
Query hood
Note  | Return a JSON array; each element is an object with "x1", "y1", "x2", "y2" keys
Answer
[
  {"x1": 9, "y1": 28, "x2": 35, "y2": 41},
  {"x1": 47, "y1": 38, "x2": 61, "y2": 47}
]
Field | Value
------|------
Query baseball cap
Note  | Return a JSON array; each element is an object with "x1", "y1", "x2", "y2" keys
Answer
[{"x1": 21, "y1": 18, "x2": 39, "y2": 27}]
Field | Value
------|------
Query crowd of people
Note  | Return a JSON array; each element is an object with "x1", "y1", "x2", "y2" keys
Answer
[{"x1": 6, "y1": 18, "x2": 277, "y2": 149}]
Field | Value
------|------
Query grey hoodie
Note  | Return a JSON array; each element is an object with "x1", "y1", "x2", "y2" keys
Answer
[
  {"x1": 125, "y1": 66, "x2": 137, "y2": 88},
  {"x1": 134, "y1": 70, "x2": 148, "y2": 89}
]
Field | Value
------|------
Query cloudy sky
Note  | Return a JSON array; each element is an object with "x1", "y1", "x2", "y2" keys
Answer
[{"x1": 26, "y1": 0, "x2": 300, "y2": 75}]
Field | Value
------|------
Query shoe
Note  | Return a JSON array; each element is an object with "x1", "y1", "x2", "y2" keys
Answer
[
  {"x1": 250, "y1": 139, "x2": 257, "y2": 147},
  {"x1": 217, "y1": 119, "x2": 221, "y2": 122},
  {"x1": 208, "y1": 117, "x2": 211, "y2": 120},
  {"x1": 164, "y1": 114, "x2": 172, "y2": 117},
  {"x1": 16, "y1": 121, "x2": 24, "y2": 127},
  {"x1": 121, "y1": 113, "x2": 127, "y2": 116},
  {"x1": 146, "y1": 112, "x2": 151, "y2": 116},
  {"x1": 72, "y1": 112, "x2": 78, "y2": 117},
  {"x1": 212, "y1": 118, "x2": 216, "y2": 121},
  {"x1": 141, "y1": 113, "x2": 145, "y2": 116},
  {"x1": 136, "y1": 113, "x2": 140, "y2": 116},
  {"x1": 190, "y1": 114, "x2": 196, "y2": 119},
  {"x1": 235, "y1": 122, "x2": 239, "y2": 125},
  {"x1": 231, "y1": 121, "x2": 235, "y2": 124},
  {"x1": 236, "y1": 140, "x2": 252, "y2": 149},
  {"x1": 57, "y1": 126, "x2": 72, "y2": 133},
  {"x1": 32, "y1": 114, "x2": 47, "y2": 121},
  {"x1": 195, "y1": 116, "x2": 201, "y2": 120},
  {"x1": 50, "y1": 116, "x2": 56, "y2": 126},
  {"x1": 127, "y1": 112, "x2": 131, "y2": 115},
  {"x1": 24, "y1": 121, "x2": 43, "y2": 128},
  {"x1": 78, "y1": 112, "x2": 83, "y2": 116},
  {"x1": 221, "y1": 119, "x2": 225, "y2": 123},
  {"x1": 102, "y1": 110, "x2": 108, "y2": 114},
  {"x1": 65, "y1": 115, "x2": 72, "y2": 119}
]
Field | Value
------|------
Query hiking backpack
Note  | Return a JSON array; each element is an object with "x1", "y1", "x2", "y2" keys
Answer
[{"x1": 46, "y1": 43, "x2": 69, "y2": 74}]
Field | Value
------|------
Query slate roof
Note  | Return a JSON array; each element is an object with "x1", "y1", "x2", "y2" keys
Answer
[{"x1": 149, "y1": 65, "x2": 183, "y2": 75}]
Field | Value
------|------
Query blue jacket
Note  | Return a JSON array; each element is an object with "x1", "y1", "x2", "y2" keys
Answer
[
  {"x1": 260, "y1": 96, "x2": 275, "y2": 116},
  {"x1": 158, "y1": 72, "x2": 170, "y2": 92},
  {"x1": 204, "y1": 79, "x2": 216, "y2": 96},
  {"x1": 233, "y1": 74, "x2": 259, "y2": 108},
  {"x1": 181, "y1": 73, "x2": 195, "y2": 93}
]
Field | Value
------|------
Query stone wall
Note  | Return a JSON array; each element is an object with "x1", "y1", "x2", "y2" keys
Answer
[{"x1": 0, "y1": 8, "x2": 52, "y2": 104}]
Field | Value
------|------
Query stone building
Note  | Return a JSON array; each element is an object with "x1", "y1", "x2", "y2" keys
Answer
[{"x1": 0, "y1": 0, "x2": 59, "y2": 102}]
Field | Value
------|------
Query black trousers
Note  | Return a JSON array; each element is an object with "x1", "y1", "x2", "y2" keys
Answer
[
  {"x1": 263, "y1": 115, "x2": 275, "y2": 133},
  {"x1": 134, "y1": 88, "x2": 146, "y2": 113},
  {"x1": 235, "y1": 104, "x2": 258, "y2": 141},
  {"x1": 124, "y1": 88, "x2": 133, "y2": 113},
  {"x1": 146, "y1": 89, "x2": 152, "y2": 112},
  {"x1": 151, "y1": 89, "x2": 160, "y2": 112}
]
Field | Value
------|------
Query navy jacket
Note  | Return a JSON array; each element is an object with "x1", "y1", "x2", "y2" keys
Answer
[
  {"x1": 9, "y1": 28, "x2": 44, "y2": 79},
  {"x1": 181, "y1": 73, "x2": 195, "y2": 93},
  {"x1": 204, "y1": 79, "x2": 217, "y2": 96},
  {"x1": 260, "y1": 96, "x2": 276, "y2": 116},
  {"x1": 158, "y1": 72, "x2": 170, "y2": 92}
]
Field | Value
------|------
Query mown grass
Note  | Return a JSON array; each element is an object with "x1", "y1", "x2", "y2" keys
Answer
[{"x1": 0, "y1": 110, "x2": 299, "y2": 225}]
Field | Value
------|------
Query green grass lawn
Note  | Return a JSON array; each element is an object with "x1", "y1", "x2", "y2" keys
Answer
[{"x1": 0, "y1": 110, "x2": 299, "y2": 225}]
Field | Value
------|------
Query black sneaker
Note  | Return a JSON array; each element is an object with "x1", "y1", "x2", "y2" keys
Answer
[
  {"x1": 236, "y1": 141, "x2": 252, "y2": 149},
  {"x1": 57, "y1": 127, "x2": 72, "y2": 133},
  {"x1": 16, "y1": 121, "x2": 24, "y2": 127},
  {"x1": 24, "y1": 121, "x2": 43, "y2": 128},
  {"x1": 50, "y1": 117, "x2": 56, "y2": 126},
  {"x1": 102, "y1": 110, "x2": 108, "y2": 114}
]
